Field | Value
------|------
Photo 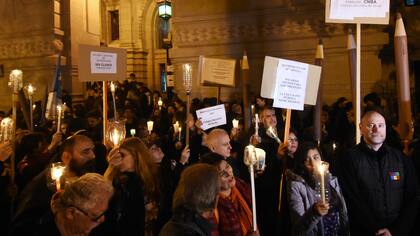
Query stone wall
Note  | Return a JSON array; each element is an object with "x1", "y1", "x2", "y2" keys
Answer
[
  {"x1": 0, "y1": 0, "x2": 59, "y2": 111},
  {"x1": 169, "y1": 0, "x2": 414, "y2": 106}
]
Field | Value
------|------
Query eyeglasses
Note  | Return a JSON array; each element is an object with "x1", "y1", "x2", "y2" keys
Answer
[
  {"x1": 71, "y1": 205, "x2": 105, "y2": 223},
  {"x1": 288, "y1": 137, "x2": 298, "y2": 142}
]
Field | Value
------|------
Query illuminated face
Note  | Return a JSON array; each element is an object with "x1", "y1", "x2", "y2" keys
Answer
[
  {"x1": 68, "y1": 139, "x2": 96, "y2": 176},
  {"x1": 261, "y1": 109, "x2": 277, "y2": 129},
  {"x1": 304, "y1": 148, "x2": 322, "y2": 174},
  {"x1": 149, "y1": 145, "x2": 164, "y2": 163},
  {"x1": 287, "y1": 132, "x2": 298, "y2": 154},
  {"x1": 360, "y1": 112, "x2": 386, "y2": 148},
  {"x1": 218, "y1": 160, "x2": 236, "y2": 192},
  {"x1": 211, "y1": 134, "x2": 232, "y2": 158}
]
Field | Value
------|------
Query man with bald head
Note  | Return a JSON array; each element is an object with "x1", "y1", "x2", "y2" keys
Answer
[
  {"x1": 206, "y1": 128, "x2": 232, "y2": 159},
  {"x1": 338, "y1": 109, "x2": 419, "y2": 236},
  {"x1": 11, "y1": 135, "x2": 97, "y2": 234}
]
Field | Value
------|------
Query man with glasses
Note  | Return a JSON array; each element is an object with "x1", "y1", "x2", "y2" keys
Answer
[
  {"x1": 338, "y1": 109, "x2": 419, "y2": 236},
  {"x1": 26, "y1": 173, "x2": 113, "y2": 235},
  {"x1": 11, "y1": 135, "x2": 97, "y2": 235}
]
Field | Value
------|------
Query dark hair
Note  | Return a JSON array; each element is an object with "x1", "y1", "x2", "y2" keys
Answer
[
  {"x1": 363, "y1": 92, "x2": 381, "y2": 106},
  {"x1": 172, "y1": 164, "x2": 220, "y2": 213},
  {"x1": 199, "y1": 152, "x2": 225, "y2": 166},
  {"x1": 293, "y1": 142, "x2": 322, "y2": 188},
  {"x1": 86, "y1": 110, "x2": 101, "y2": 119}
]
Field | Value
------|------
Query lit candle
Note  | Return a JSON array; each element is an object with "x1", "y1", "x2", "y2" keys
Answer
[
  {"x1": 178, "y1": 127, "x2": 182, "y2": 141},
  {"x1": 255, "y1": 114, "x2": 259, "y2": 136},
  {"x1": 158, "y1": 97, "x2": 163, "y2": 110},
  {"x1": 51, "y1": 163, "x2": 65, "y2": 191},
  {"x1": 268, "y1": 126, "x2": 281, "y2": 144},
  {"x1": 111, "y1": 129, "x2": 120, "y2": 147},
  {"x1": 332, "y1": 142, "x2": 337, "y2": 151},
  {"x1": 56, "y1": 105, "x2": 62, "y2": 133},
  {"x1": 232, "y1": 119, "x2": 239, "y2": 128},
  {"x1": 317, "y1": 162, "x2": 327, "y2": 204},
  {"x1": 0, "y1": 118, "x2": 13, "y2": 141},
  {"x1": 182, "y1": 63, "x2": 193, "y2": 94},
  {"x1": 173, "y1": 121, "x2": 179, "y2": 133},
  {"x1": 110, "y1": 82, "x2": 116, "y2": 93},
  {"x1": 147, "y1": 121, "x2": 154, "y2": 134},
  {"x1": 251, "y1": 104, "x2": 255, "y2": 117},
  {"x1": 27, "y1": 84, "x2": 35, "y2": 131},
  {"x1": 130, "y1": 129, "x2": 136, "y2": 137},
  {"x1": 27, "y1": 84, "x2": 35, "y2": 96},
  {"x1": 110, "y1": 82, "x2": 117, "y2": 119}
]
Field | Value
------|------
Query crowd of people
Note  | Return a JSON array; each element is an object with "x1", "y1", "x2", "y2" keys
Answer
[{"x1": 0, "y1": 78, "x2": 419, "y2": 236}]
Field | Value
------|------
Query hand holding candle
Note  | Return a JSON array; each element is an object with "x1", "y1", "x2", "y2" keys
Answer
[{"x1": 51, "y1": 162, "x2": 65, "y2": 191}]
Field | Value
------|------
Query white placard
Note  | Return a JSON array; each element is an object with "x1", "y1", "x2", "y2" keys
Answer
[
  {"x1": 261, "y1": 56, "x2": 321, "y2": 107},
  {"x1": 90, "y1": 51, "x2": 117, "y2": 74},
  {"x1": 196, "y1": 104, "x2": 227, "y2": 130},
  {"x1": 272, "y1": 59, "x2": 309, "y2": 111},
  {"x1": 329, "y1": 0, "x2": 389, "y2": 20}
]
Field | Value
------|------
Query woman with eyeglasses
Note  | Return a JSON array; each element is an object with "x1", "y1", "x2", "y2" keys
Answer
[
  {"x1": 200, "y1": 152, "x2": 258, "y2": 236},
  {"x1": 98, "y1": 137, "x2": 159, "y2": 236},
  {"x1": 287, "y1": 142, "x2": 349, "y2": 236}
]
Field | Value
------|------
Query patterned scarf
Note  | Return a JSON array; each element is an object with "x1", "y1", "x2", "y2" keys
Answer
[{"x1": 215, "y1": 184, "x2": 253, "y2": 235}]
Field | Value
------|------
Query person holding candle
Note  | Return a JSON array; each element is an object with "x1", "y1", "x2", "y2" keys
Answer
[
  {"x1": 337, "y1": 109, "x2": 419, "y2": 236},
  {"x1": 11, "y1": 135, "x2": 97, "y2": 235},
  {"x1": 102, "y1": 137, "x2": 159, "y2": 235},
  {"x1": 287, "y1": 142, "x2": 349, "y2": 236}
]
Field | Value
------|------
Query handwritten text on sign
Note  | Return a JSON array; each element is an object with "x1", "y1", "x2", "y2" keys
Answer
[
  {"x1": 273, "y1": 59, "x2": 309, "y2": 111},
  {"x1": 90, "y1": 51, "x2": 117, "y2": 74},
  {"x1": 196, "y1": 104, "x2": 227, "y2": 130}
]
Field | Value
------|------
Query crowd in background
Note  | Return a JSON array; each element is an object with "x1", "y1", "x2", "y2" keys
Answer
[{"x1": 0, "y1": 77, "x2": 419, "y2": 236}]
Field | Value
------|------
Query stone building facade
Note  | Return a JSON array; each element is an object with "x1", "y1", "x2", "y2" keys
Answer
[{"x1": 0, "y1": 0, "x2": 419, "y2": 112}]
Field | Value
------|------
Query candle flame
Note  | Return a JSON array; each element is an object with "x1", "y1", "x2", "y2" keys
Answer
[
  {"x1": 110, "y1": 82, "x2": 116, "y2": 93},
  {"x1": 27, "y1": 84, "x2": 35, "y2": 95},
  {"x1": 232, "y1": 119, "x2": 239, "y2": 128},
  {"x1": 111, "y1": 129, "x2": 121, "y2": 146},
  {"x1": 51, "y1": 165, "x2": 65, "y2": 180},
  {"x1": 147, "y1": 121, "x2": 154, "y2": 132}
]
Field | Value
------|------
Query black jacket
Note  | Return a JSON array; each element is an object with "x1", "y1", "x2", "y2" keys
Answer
[
  {"x1": 159, "y1": 206, "x2": 212, "y2": 236},
  {"x1": 93, "y1": 172, "x2": 145, "y2": 236},
  {"x1": 338, "y1": 140, "x2": 419, "y2": 236}
]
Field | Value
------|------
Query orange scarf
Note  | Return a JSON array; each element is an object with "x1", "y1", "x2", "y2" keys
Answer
[{"x1": 215, "y1": 186, "x2": 253, "y2": 235}]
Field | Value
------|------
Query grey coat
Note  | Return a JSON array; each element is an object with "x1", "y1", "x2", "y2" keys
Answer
[{"x1": 286, "y1": 170, "x2": 350, "y2": 236}]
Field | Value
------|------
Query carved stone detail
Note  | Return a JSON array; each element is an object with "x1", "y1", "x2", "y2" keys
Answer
[{"x1": 0, "y1": 38, "x2": 56, "y2": 59}]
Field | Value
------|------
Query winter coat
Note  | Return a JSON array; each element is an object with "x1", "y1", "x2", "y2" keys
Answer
[{"x1": 287, "y1": 170, "x2": 349, "y2": 236}]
